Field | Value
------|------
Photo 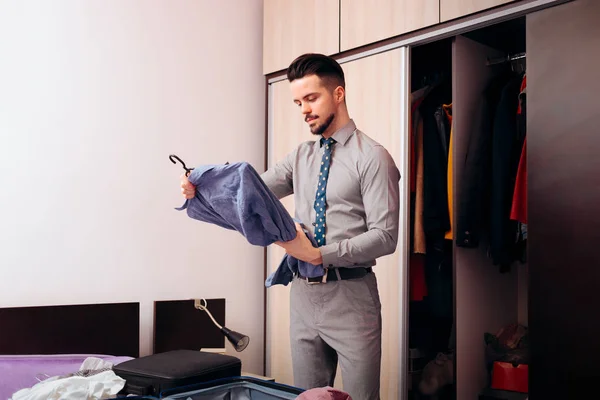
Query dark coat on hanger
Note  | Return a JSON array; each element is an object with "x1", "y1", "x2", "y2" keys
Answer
[
  {"x1": 454, "y1": 69, "x2": 524, "y2": 271},
  {"x1": 455, "y1": 70, "x2": 513, "y2": 249}
]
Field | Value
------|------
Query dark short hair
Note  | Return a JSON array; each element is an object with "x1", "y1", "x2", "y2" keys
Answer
[{"x1": 286, "y1": 53, "x2": 345, "y2": 90}]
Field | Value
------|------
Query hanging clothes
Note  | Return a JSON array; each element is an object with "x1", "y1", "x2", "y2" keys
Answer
[
  {"x1": 511, "y1": 74, "x2": 528, "y2": 263},
  {"x1": 419, "y1": 79, "x2": 452, "y2": 239},
  {"x1": 408, "y1": 61, "x2": 454, "y2": 370},
  {"x1": 414, "y1": 115, "x2": 426, "y2": 255},
  {"x1": 454, "y1": 66, "x2": 528, "y2": 271},
  {"x1": 410, "y1": 114, "x2": 428, "y2": 301},
  {"x1": 410, "y1": 87, "x2": 429, "y2": 301},
  {"x1": 415, "y1": 79, "x2": 453, "y2": 356},
  {"x1": 443, "y1": 104, "x2": 453, "y2": 240},
  {"x1": 511, "y1": 138, "x2": 527, "y2": 224},
  {"x1": 410, "y1": 254, "x2": 428, "y2": 302},
  {"x1": 511, "y1": 74, "x2": 527, "y2": 225},
  {"x1": 421, "y1": 87, "x2": 453, "y2": 319},
  {"x1": 490, "y1": 73, "x2": 525, "y2": 271},
  {"x1": 456, "y1": 70, "x2": 513, "y2": 249},
  {"x1": 410, "y1": 86, "x2": 428, "y2": 194}
]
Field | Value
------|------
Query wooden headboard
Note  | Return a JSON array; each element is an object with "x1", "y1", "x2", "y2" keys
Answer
[
  {"x1": 154, "y1": 299, "x2": 226, "y2": 353},
  {"x1": 0, "y1": 302, "x2": 140, "y2": 357}
]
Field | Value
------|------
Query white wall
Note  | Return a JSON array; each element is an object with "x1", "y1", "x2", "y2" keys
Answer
[{"x1": 0, "y1": 0, "x2": 266, "y2": 373}]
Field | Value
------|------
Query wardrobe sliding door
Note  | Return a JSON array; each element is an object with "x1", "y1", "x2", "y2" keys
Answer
[
  {"x1": 265, "y1": 48, "x2": 411, "y2": 400},
  {"x1": 265, "y1": 79, "x2": 308, "y2": 387},
  {"x1": 343, "y1": 47, "x2": 409, "y2": 400},
  {"x1": 527, "y1": 0, "x2": 600, "y2": 396}
]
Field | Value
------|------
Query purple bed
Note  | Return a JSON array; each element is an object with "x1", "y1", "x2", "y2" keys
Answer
[
  {"x1": 0, "y1": 354, "x2": 134, "y2": 399},
  {"x1": 0, "y1": 302, "x2": 140, "y2": 399}
]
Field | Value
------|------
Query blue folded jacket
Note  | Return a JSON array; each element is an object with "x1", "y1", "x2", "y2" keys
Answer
[{"x1": 175, "y1": 162, "x2": 325, "y2": 287}]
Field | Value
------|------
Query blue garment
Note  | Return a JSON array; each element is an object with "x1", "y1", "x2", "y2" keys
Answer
[
  {"x1": 175, "y1": 162, "x2": 325, "y2": 287},
  {"x1": 313, "y1": 137, "x2": 335, "y2": 246},
  {"x1": 264, "y1": 219, "x2": 321, "y2": 287}
]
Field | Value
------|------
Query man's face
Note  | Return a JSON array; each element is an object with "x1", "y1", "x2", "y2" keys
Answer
[{"x1": 290, "y1": 74, "x2": 340, "y2": 136}]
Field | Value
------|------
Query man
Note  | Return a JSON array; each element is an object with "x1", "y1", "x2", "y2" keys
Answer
[{"x1": 180, "y1": 53, "x2": 400, "y2": 399}]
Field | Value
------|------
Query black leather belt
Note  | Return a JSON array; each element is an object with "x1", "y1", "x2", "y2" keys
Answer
[{"x1": 298, "y1": 267, "x2": 372, "y2": 284}]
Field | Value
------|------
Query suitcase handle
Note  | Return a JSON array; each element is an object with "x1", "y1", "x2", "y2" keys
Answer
[{"x1": 124, "y1": 382, "x2": 154, "y2": 396}]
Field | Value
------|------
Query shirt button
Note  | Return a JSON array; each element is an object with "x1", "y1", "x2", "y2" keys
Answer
[{"x1": 312, "y1": 222, "x2": 316, "y2": 226}]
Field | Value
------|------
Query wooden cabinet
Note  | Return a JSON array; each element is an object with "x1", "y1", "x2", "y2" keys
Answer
[
  {"x1": 263, "y1": 1, "x2": 529, "y2": 73},
  {"x1": 264, "y1": 78, "x2": 306, "y2": 386},
  {"x1": 441, "y1": 0, "x2": 519, "y2": 22},
  {"x1": 343, "y1": 48, "x2": 405, "y2": 400},
  {"x1": 340, "y1": 0, "x2": 439, "y2": 51},
  {"x1": 265, "y1": 48, "x2": 407, "y2": 400},
  {"x1": 263, "y1": 0, "x2": 339, "y2": 75}
]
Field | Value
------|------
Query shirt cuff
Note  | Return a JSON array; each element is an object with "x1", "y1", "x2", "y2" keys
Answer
[{"x1": 319, "y1": 243, "x2": 352, "y2": 268}]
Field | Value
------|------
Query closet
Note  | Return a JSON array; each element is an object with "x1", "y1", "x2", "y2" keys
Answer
[
  {"x1": 407, "y1": 38, "x2": 455, "y2": 399},
  {"x1": 407, "y1": 17, "x2": 529, "y2": 400},
  {"x1": 264, "y1": 1, "x2": 600, "y2": 398}
]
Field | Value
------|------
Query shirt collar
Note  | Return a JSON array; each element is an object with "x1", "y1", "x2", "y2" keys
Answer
[{"x1": 320, "y1": 119, "x2": 356, "y2": 147}]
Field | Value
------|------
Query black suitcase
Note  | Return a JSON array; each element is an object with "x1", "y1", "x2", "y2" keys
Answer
[{"x1": 113, "y1": 349, "x2": 242, "y2": 396}]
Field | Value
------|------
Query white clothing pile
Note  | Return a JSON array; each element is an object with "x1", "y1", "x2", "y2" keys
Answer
[{"x1": 10, "y1": 357, "x2": 126, "y2": 400}]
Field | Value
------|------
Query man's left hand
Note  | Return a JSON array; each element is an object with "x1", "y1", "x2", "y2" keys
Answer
[{"x1": 274, "y1": 223, "x2": 323, "y2": 265}]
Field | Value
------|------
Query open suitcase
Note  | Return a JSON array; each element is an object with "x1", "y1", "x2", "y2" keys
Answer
[
  {"x1": 113, "y1": 350, "x2": 304, "y2": 399},
  {"x1": 121, "y1": 377, "x2": 304, "y2": 399},
  {"x1": 159, "y1": 376, "x2": 304, "y2": 399}
]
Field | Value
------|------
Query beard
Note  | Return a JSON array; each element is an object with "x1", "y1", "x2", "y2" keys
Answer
[{"x1": 307, "y1": 113, "x2": 335, "y2": 136}]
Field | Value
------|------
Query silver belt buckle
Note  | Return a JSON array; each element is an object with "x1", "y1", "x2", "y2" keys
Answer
[{"x1": 308, "y1": 268, "x2": 328, "y2": 285}]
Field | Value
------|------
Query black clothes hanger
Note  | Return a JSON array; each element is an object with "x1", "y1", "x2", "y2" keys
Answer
[
  {"x1": 169, "y1": 154, "x2": 230, "y2": 177},
  {"x1": 169, "y1": 154, "x2": 194, "y2": 176}
]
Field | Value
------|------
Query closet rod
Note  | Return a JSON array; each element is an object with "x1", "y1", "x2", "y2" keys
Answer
[{"x1": 486, "y1": 52, "x2": 526, "y2": 66}]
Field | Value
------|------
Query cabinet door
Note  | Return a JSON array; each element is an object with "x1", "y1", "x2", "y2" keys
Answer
[
  {"x1": 265, "y1": 49, "x2": 408, "y2": 400},
  {"x1": 263, "y1": 0, "x2": 339, "y2": 75},
  {"x1": 343, "y1": 48, "x2": 405, "y2": 400},
  {"x1": 441, "y1": 0, "x2": 518, "y2": 22},
  {"x1": 340, "y1": 0, "x2": 439, "y2": 51},
  {"x1": 264, "y1": 78, "x2": 306, "y2": 387},
  {"x1": 527, "y1": 0, "x2": 600, "y2": 396}
]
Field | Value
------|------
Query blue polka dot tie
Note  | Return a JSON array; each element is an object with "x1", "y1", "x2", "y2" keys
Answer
[{"x1": 314, "y1": 137, "x2": 336, "y2": 246}]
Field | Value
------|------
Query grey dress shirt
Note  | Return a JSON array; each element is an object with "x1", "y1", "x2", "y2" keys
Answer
[{"x1": 261, "y1": 119, "x2": 401, "y2": 269}]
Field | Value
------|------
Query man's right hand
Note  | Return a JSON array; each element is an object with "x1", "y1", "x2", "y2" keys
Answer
[{"x1": 180, "y1": 174, "x2": 196, "y2": 199}]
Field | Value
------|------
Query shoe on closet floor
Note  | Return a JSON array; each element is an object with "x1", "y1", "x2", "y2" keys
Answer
[{"x1": 418, "y1": 352, "x2": 454, "y2": 395}]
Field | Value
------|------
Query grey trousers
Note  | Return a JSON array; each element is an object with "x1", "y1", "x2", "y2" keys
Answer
[{"x1": 290, "y1": 271, "x2": 382, "y2": 400}]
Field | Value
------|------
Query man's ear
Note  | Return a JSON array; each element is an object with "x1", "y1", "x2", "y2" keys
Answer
[{"x1": 334, "y1": 86, "x2": 345, "y2": 103}]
